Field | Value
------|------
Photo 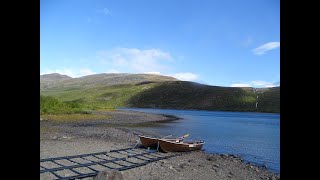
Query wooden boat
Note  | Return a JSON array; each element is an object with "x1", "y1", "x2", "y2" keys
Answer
[
  {"x1": 138, "y1": 135, "x2": 185, "y2": 149},
  {"x1": 158, "y1": 139, "x2": 205, "y2": 152}
]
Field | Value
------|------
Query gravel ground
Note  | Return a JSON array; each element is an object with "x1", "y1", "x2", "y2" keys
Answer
[{"x1": 40, "y1": 110, "x2": 280, "y2": 180}]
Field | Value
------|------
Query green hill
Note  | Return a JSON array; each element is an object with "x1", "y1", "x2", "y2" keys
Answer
[
  {"x1": 40, "y1": 73, "x2": 280, "y2": 114},
  {"x1": 128, "y1": 81, "x2": 279, "y2": 113}
]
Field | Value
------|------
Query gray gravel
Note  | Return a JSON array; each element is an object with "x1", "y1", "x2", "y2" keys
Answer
[{"x1": 40, "y1": 110, "x2": 280, "y2": 180}]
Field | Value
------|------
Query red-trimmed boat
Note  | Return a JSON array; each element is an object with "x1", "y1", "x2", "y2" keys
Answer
[
  {"x1": 158, "y1": 139, "x2": 205, "y2": 152},
  {"x1": 138, "y1": 134, "x2": 188, "y2": 149}
]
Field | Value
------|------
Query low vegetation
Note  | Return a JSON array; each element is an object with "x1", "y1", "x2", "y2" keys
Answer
[
  {"x1": 41, "y1": 114, "x2": 110, "y2": 122},
  {"x1": 40, "y1": 95, "x2": 85, "y2": 115},
  {"x1": 40, "y1": 73, "x2": 280, "y2": 115},
  {"x1": 128, "y1": 81, "x2": 279, "y2": 113}
]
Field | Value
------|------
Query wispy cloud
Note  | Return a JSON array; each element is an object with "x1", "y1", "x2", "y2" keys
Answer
[
  {"x1": 40, "y1": 68, "x2": 96, "y2": 78},
  {"x1": 230, "y1": 83, "x2": 251, "y2": 87},
  {"x1": 231, "y1": 80, "x2": 279, "y2": 88},
  {"x1": 252, "y1": 42, "x2": 280, "y2": 55},
  {"x1": 170, "y1": 73, "x2": 198, "y2": 81},
  {"x1": 41, "y1": 47, "x2": 200, "y2": 81},
  {"x1": 97, "y1": 8, "x2": 111, "y2": 16},
  {"x1": 97, "y1": 47, "x2": 173, "y2": 72},
  {"x1": 143, "y1": 72, "x2": 199, "y2": 81},
  {"x1": 242, "y1": 37, "x2": 253, "y2": 47},
  {"x1": 143, "y1": 72, "x2": 161, "y2": 75},
  {"x1": 95, "y1": 47, "x2": 200, "y2": 81}
]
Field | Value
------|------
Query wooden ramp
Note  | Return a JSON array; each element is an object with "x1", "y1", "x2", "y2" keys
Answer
[{"x1": 40, "y1": 147, "x2": 180, "y2": 179}]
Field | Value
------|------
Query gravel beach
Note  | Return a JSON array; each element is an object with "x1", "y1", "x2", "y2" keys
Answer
[{"x1": 40, "y1": 110, "x2": 280, "y2": 180}]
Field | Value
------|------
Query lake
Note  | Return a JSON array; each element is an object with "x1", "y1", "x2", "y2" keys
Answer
[{"x1": 121, "y1": 108, "x2": 280, "y2": 174}]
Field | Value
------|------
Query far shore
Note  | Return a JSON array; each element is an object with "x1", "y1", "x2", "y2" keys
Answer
[
  {"x1": 40, "y1": 110, "x2": 280, "y2": 180},
  {"x1": 121, "y1": 107, "x2": 280, "y2": 115}
]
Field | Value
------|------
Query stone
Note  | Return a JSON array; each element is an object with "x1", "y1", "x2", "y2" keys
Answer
[{"x1": 93, "y1": 170, "x2": 124, "y2": 180}]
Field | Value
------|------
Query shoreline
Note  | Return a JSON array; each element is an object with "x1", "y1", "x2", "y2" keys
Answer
[
  {"x1": 121, "y1": 107, "x2": 280, "y2": 115},
  {"x1": 40, "y1": 110, "x2": 280, "y2": 180}
]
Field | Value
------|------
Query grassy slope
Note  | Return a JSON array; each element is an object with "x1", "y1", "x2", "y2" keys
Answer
[
  {"x1": 41, "y1": 83, "x2": 158, "y2": 110},
  {"x1": 128, "y1": 81, "x2": 280, "y2": 113},
  {"x1": 41, "y1": 81, "x2": 280, "y2": 113},
  {"x1": 256, "y1": 87, "x2": 280, "y2": 113},
  {"x1": 40, "y1": 73, "x2": 177, "y2": 90}
]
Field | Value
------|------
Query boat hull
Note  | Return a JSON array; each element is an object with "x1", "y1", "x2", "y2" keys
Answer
[
  {"x1": 139, "y1": 135, "x2": 183, "y2": 149},
  {"x1": 139, "y1": 135, "x2": 159, "y2": 148},
  {"x1": 159, "y1": 139, "x2": 204, "y2": 152}
]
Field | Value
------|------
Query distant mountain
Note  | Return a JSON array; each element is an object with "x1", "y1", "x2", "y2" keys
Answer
[
  {"x1": 40, "y1": 73, "x2": 72, "y2": 82},
  {"x1": 40, "y1": 73, "x2": 280, "y2": 113},
  {"x1": 40, "y1": 73, "x2": 72, "y2": 89},
  {"x1": 40, "y1": 73, "x2": 178, "y2": 90}
]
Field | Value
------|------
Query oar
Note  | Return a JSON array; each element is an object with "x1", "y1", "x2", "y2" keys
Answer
[
  {"x1": 130, "y1": 130, "x2": 143, "y2": 136},
  {"x1": 181, "y1": 134, "x2": 189, "y2": 139},
  {"x1": 162, "y1": 134, "x2": 172, "y2": 139}
]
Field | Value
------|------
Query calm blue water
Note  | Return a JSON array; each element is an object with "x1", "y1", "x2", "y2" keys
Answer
[{"x1": 122, "y1": 108, "x2": 280, "y2": 174}]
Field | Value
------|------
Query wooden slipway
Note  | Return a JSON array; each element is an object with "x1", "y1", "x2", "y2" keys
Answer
[{"x1": 40, "y1": 147, "x2": 181, "y2": 180}]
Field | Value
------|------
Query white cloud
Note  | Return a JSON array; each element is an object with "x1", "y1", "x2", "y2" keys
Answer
[
  {"x1": 252, "y1": 42, "x2": 280, "y2": 55},
  {"x1": 170, "y1": 73, "x2": 199, "y2": 81},
  {"x1": 230, "y1": 83, "x2": 251, "y2": 87},
  {"x1": 143, "y1": 72, "x2": 161, "y2": 75},
  {"x1": 79, "y1": 68, "x2": 95, "y2": 76},
  {"x1": 251, "y1": 81, "x2": 276, "y2": 87},
  {"x1": 242, "y1": 37, "x2": 253, "y2": 47},
  {"x1": 230, "y1": 80, "x2": 280, "y2": 88},
  {"x1": 41, "y1": 47, "x2": 202, "y2": 82},
  {"x1": 97, "y1": 8, "x2": 111, "y2": 16},
  {"x1": 96, "y1": 47, "x2": 173, "y2": 72},
  {"x1": 142, "y1": 71, "x2": 199, "y2": 81},
  {"x1": 40, "y1": 68, "x2": 96, "y2": 78}
]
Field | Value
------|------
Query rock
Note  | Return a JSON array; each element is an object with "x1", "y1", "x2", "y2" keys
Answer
[
  {"x1": 212, "y1": 164, "x2": 220, "y2": 168},
  {"x1": 169, "y1": 166, "x2": 177, "y2": 172},
  {"x1": 221, "y1": 154, "x2": 228, "y2": 158},
  {"x1": 94, "y1": 170, "x2": 124, "y2": 180},
  {"x1": 52, "y1": 136, "x2": 57, "y2": 140},
  {"x1": 178, "y1": 163, "x2": 187, "y2": 169},
  {"x1": 230, "y1": 154, "x2": 238, "y2": 158},
  {"x1": 207, "y1": 156, "x2": 216, "y2": 161},
  {"x1": 268, "y1": 176, "x2": 277, "y2": 180}
]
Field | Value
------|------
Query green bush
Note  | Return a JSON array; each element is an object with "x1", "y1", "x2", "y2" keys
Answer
[{"x1": 40, "y1": 95, "x2": 84, "y2": 115}]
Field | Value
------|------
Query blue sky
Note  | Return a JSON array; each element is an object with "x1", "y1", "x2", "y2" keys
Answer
[{"x1": 40, "y1": 0, "x2": 280, "y2": 88}]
